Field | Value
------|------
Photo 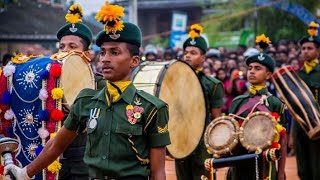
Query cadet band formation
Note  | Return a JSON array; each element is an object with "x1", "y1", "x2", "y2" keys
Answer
[{"x1": 0, "y1": 2, "x2": 319, "y2": 180}]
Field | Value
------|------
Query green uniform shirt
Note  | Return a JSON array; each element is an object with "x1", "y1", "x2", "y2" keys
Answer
[
  {"x1": 198, "y1": 71, "x2": 224, "y2": 122},
  {"x1": 298, "y1": 63, "x2": 320, "y2": 104},
  {"x1": 229, "y1": 87, "x2": 287, "y2": 128},
  {"x1": 64, "y1": 83, "x2": 171, "y2": 178}
]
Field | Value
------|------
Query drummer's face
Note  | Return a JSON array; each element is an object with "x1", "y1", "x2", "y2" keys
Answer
[
  {"x1": 183, "y1": 46, "x2": 205, "y2": 69},
  {"x1": 301, "y1": 42, "x2": 319, "y2": 62},
  {"x1": 247, "y1": 62, "x2": 272, "y2": 85},
  {"x1": 99, "y1": 42, "x2": 139, "y2": 82},
  {"x1": 59, "y1": 35, "x2": 85, "y2": 52}
]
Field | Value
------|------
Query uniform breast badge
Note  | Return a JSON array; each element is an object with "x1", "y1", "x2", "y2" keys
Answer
[
  {"x1": 126, "y1": 98, "x2": 144, "y2": 125},
  {"x1": 88, "y1": 108, "x2": 101, "y2": 129}
]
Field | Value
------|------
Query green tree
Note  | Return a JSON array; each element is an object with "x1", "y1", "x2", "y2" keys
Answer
[{"x1": 202, "y1": 0, "x2": 320, "y2": 43}]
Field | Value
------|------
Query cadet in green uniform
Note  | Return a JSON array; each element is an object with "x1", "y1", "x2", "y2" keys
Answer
[
  {"x1": 4, "y1": 3, "x2": 170, "y2": 180},
  {"x1": 175, "y1": 24, "x2": 224, "y2": 180},
  {"x1": 55, "y1": 4, "x2": 105, "y2": 180},
  {"x1": 292, "y1": 21, "x2": 320, "y2": 180},
  {"x1": 228, "y1": 35, "x2": 287, "y2": 180}
]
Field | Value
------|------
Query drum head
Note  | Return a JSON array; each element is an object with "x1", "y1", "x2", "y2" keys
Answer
[
  {"x1": 204, "y1": 116, "x2": 239, "y2": 156},
  {"x1": 159, "y1": 61, "x2": 206, "y2": 159},
  {"x1": 60, "y1": 54, "x2": 95, "y2": 107},
  {"x1": 239, "y1": 112, "x2": 277, "y2": 152}
]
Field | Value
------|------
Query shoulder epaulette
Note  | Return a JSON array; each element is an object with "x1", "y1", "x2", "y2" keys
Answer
[
  {"x1": 74, "y1": 88, "x2": 98, "y2": 101},
  {"x1": 136, "y1": 90, "x2": 167, "y2": 109},
  {"x1": 205, "y1": 76, "x2": 222, "y2": 85}
]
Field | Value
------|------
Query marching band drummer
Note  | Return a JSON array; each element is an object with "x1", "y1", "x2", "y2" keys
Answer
[
  {"x1": 228, "y1": 35, "x2": 287, "y2": 180},
  {"x1": 4, "y1": 2, "x2": 170, "y2": 180},
  {"x1": 175, "y1": 24, "x2": 224, "y2": 180},
  {"x1": 291, "y1": 21, "x2": 320, "y2": 180},
  {"x1": 55, "y1": 4, "x2": 106, "y2": 180}
]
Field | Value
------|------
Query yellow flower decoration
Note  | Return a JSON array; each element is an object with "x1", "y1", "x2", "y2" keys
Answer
[
  {"x1": 65, "y1": 13, "x2": 82, "y2": 24},
  {"x1": 126, "y1": 105, "x2": 133, "y2": 110},
  {"x1": 188, "y1": 24, "x2": 203, "y2": 39},
  {"x1": 51, "y1": 88, "x2": 64, "y2": 100},
  {"x1": 69, "y1": 4, "x2": 83, "y2": 17},
  {"x1": 65, "y1": 4, "x2": 83, "y2": 24},
  {"x1": 47, "y1": 160, "x2": 62, "y2": 173},
  {"x1": 95, "y1": 2, "x2": 125, "y2": 33},
  {"x1": 308, "y1": 21, "x2": 319, "y2": 37},
  {"x1": 255, "y1": 34, "x2": 271, "y2": 44},
  {"x1": 255, "y1": 34, "x2": 271, "y2": 50}
]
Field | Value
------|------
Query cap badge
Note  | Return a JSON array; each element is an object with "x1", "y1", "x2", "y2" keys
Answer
[
  {"x1": 69, "y1": 24, "x2": 78, "y2": 33},
  {"x1": 258, "y1": 53, "x2": 265, "y2": 61},
  {"x1": 190, "y1": 39, "x2": 196, "y2": 45},
  {"x1": 109, "y1": 32, "x2": 120, "y2": 40},
  {"x1": 308, "y1": 36, "x2": 314, "y2": 41}
]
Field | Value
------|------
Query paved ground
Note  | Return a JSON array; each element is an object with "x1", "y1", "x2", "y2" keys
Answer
[{"x1": 165, "y1": 156, "x2": 299, "y2": 180}]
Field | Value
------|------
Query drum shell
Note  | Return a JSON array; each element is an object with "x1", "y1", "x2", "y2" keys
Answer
[
  {"x1": 131, "y1": 60, "x2": 206, "y2": 159},
  {"x1": 272, "y1": 66, "x2": 320, "y2": 139}
]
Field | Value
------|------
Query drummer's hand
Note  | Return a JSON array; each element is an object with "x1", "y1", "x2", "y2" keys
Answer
[{"x1": 4, "y1": 164, "x2": 32, "y2": 180}]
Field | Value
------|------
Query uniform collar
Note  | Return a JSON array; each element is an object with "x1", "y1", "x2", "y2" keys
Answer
[
  {"x1": 92, "y1": 83, "x2": 137, "y2": 104},
  {"x1": 301, "y1": 60, "x2": 320, "y2": 73},
  {"x1": 249, "y1": 87, "x2": 268, "y2": 97}
]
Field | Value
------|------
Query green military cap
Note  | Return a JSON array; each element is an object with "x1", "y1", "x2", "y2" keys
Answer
[
  {"x1": 57, "y1": 4, "x2": 93, "y2": 46},
  {"x1": 245, "y1": 53, "x2": 276, "y2": 72},
  {"x1": 57, "y1": 23, "x2": 93, "y2": 46},
  {"x1": 183, "y1": 24, "x2": 207, "y2": 54},
  {"x1": 247, "y1": 34, "x2": 275, "y2": 72},
  {"x1": 299, "y1": 21, "x2": 320, "y2": 46},
  {"x1": 95, "y1": 2, "x2": 142, "y2": 47},
  {"x1": 96, "y1": 22, "x2": 142, "y2": 47}
]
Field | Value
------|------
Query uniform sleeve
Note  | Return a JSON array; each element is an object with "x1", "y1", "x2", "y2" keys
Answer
[
  {"x1": 145, "y1": 105, "x2": 171, "y2": 147},
  {"x1": 279, "y1": 103, "x2": 288, "y2": 130},
  {"x1": 64, "y1": 99, "x2": 85, "y2": 133},
  {"x1": 210, "y1": 82, "x2": 224, "y2": 108}
]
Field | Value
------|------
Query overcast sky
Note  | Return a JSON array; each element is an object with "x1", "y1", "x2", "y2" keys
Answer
[{"x1": 68, "y1": 0, "x2": 113, "y2": 16}]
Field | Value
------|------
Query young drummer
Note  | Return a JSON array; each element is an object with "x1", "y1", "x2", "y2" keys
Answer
[{"x1": 228, "y1": 34, "x2": 287, "y2": 180}]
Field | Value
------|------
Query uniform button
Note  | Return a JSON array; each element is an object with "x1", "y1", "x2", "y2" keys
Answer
[
  {"x1": 104, "y1": 132, "x2": 109, "y2": 135},
  {"x1": 102, "y1": 155, "x2": 107, "y2": 159}
]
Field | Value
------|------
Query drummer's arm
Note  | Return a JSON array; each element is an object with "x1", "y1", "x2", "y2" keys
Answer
[
  {"x1": 147, "y1": 105, "x2": 170, "y2": 180},
  {"x1": 27, "y1": 127, "x2": 77, "y2": 177},
  {"x1": 211, "y1": 82, "x2": 224, "y2": 119},
  {"x1": 278, "y1": 133, "x2": 287, "y2": 179}
]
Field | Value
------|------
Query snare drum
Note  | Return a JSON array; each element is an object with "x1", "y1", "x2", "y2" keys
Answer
[
  {"x1": 204, "y1": 116, "x2": 239, "y2": 157},
  {"x1": 132, "y1": 60, "x2": 206, "y2": 159},
  {"x1": 239, "y1": 112, "x2": 278, "y2": 152}
]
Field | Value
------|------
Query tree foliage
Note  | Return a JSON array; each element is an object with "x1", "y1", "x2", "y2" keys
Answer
[{"x1": 202, "y1": 0, "x2": 320, "y2": 43}]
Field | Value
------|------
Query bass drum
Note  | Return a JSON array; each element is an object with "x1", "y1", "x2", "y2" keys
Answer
[{"x1": 132, "y1": 60, "x2": 206, "y2": 159}]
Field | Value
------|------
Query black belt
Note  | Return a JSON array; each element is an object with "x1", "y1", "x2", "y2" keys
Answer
[
  {"x1": 89, "y1": 175, "x2": 147, "y2": 180},
  {"x1": 63, "y1": 146, "x2": 86, "y2": 159}
]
